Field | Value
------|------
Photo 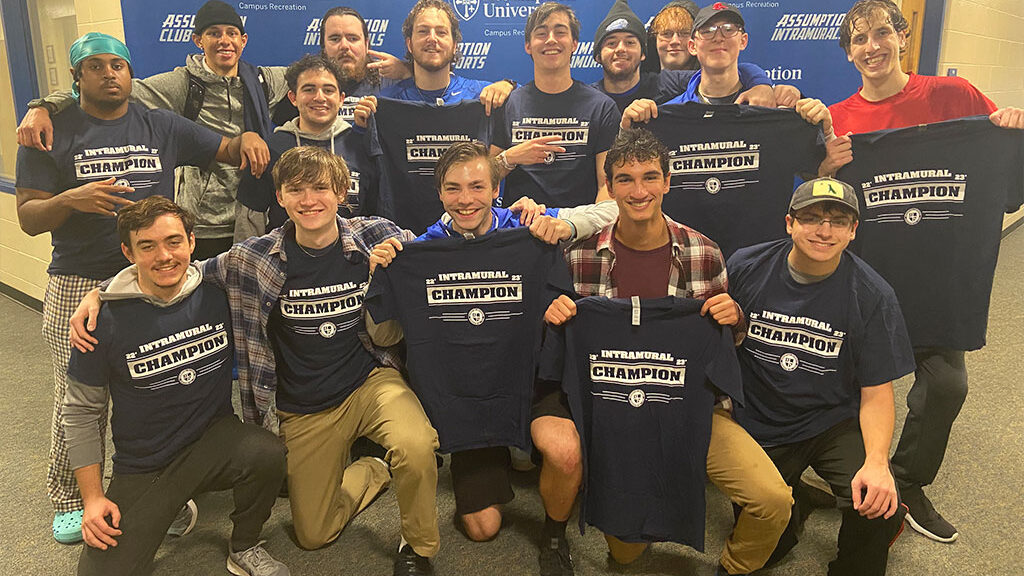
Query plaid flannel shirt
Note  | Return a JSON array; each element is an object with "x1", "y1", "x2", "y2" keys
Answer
[
  {"x1": 564, "y1": 215, "x2": 747, "y2": 336},
  {"x1": 201, "y1": 216, "x2": 414, "y2": 428}
]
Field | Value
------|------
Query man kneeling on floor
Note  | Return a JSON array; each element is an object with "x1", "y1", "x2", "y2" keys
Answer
[{"x1": 63, "y1": 196, "x2": 288, "y2": 576}]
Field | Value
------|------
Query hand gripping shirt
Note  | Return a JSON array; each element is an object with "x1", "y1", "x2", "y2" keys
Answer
[
  {"x1": 836, "y1": 116, "x2": 1024, "y2": 350},
  {"x1": 492, "y1": 81, "x2": 619, "y2": 208},
  {"x1": 727, "y1": 239, "x2": 915, "y2": 446},
  {"x1": 16, "y1": 103, "x2": 221, "y2": 279},
  {"x1": 364, "y1": 227, "x2": 573, "y2": 452},
  {"x1": 67, "y1": 282, "x2": 234, "y2": 473},
  {"x1": 367, "y1": 98, "x2": 492, "y2": 234},
  {"x1": 644, "y1": 103, "x2": 823, "y2": 258},
  {"x1": 539, "y1": 296, "x2": 742, "y2": 549}
]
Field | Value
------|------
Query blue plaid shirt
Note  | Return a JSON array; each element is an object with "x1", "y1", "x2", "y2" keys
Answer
[{"x1": 201, "y1": 216, "x2": 414, "y2": 427}]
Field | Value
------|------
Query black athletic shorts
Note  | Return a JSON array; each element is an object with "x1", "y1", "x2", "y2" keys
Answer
[
  {"x1": 450, "y1": 446, "x2": 515, "y2": 515},
  {"x1": 530, "y1": 378, "x2": 572, "y2": 421}
]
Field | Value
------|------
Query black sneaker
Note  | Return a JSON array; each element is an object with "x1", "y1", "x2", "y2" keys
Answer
[
  {"x1": 539, "y1": 536, "x2": 574, "y2": 576},
  {"x1": 901, "y1": 484, "x2": 959, "y2": 543},
  {"x1": 394, "y1": 544, "x2": 433, "y2": 576}
]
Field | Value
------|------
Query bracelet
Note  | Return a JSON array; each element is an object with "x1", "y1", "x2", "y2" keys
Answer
[
  {"x1": 497, "y1": 150, "x2": 516, "y2": 172},
  {"x1": 502, "y1": 79, "x2": 518, "y2": 89}
]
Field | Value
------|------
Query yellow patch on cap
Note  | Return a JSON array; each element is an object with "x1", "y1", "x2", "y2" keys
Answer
[{"x1": 812, "y1": 179, "x2": 844, "y2": 199}]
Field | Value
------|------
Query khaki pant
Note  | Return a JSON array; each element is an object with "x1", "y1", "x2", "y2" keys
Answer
[
  {"x1": 279, "y1": 367, "x2": 441, "y2": 556},
  {"x1": 606, "y1": 409, "x2": 792, "y2": 574}
]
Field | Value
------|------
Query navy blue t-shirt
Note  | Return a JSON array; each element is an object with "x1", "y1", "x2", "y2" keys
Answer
[
  {"x1": 236, "y1": 125, "x2": 376, "y2": 229},
  {"x1": 364, "y1": 227, "x2": 573, "y2": 452},
  {"x1": 367, "y1": 98, "x2": 492, "y2": 234},
  {"x1": 66, "y1": 282, "x2": 234, "y2": 474},
  {"x1": 727, "y1": 239, "x2": 915, "y2": 446},
  {"x1": 492, "y1": 81, "x2": 619, "y2": 209},
  {"x1": 267, "y1": 232, "x2": 378, "y2": 414},
  {"x1": 16, "y1": 103, "x2": 221, "y2": 279},
  {"x1": 539, "y1": 296, "x2": 742, "y2": 549},
  {"x1": 592, "y1": 65, "x2": 772, "y2": 113},
  {"x1": 644, "y1": 103, "x2": 823, "y2": 258},
  {"x1": 379, "y1": 74, "x2": 492, "y2": 105},
  {"x1": 837, "y1": 116, "x2": 1024, "y2": 351}
]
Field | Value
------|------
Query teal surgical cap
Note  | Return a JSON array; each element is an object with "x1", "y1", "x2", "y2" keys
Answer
[{"x1": 69, "y1": 33, "x2": 132, "y2": 99}]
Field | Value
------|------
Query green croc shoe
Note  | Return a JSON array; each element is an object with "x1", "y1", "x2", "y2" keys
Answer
[{"x1": 53, "y1": 510, "x2": 83, "y2": 544}]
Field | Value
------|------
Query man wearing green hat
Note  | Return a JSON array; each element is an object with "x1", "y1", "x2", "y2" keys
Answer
[{"x1": 14, "y1": 31, "x2": 260, "y2": 545}]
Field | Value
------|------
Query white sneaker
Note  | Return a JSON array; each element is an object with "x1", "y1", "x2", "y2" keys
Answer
[
  {"x1": 166, "y1": 499, "x2": 198, "y2": 537},
  {"x1": 227, "y1": 541, "x2": 290, "y2": 576}
]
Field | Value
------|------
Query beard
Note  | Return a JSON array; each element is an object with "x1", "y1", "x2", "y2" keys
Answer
[{"x1": 602, "y1": 59, "x2": 640, "y2": 83}]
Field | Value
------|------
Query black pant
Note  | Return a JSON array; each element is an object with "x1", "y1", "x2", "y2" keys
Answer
[
  {"x1": 891, "y1": 347, "x2": 968, "y2": 488},
  {"x1": 763, "y1": 419, "x2": 905, "y2": 576},
  {"x1": 77, "y1": 415, "x2": 286, "y2": 576}
]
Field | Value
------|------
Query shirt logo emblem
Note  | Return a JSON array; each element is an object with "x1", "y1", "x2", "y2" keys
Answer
[
  {"x1": 467, "y1": 307, "x2": 486, "y2": 326},
  {"x1": 628, "y1": 389, "x2": 646, "y2": 407},
  {"x1": 903, "y1": 208, "x2": 922, "y2": 226},
  {"x1": 705, "y1": 177, "x2": 722, "y2": 194},
  {"x1": 779, "y1": 353, "x2": 799, "y2": 372},
  {"x1": 319, "y1": 322, "x2": 338, "y2": 338},
  {"x1": 178, "y1": 368, "x2": 197, "y2": 385}
]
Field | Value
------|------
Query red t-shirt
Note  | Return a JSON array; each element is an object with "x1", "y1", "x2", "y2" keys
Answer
[
  {"x1": 611, "y1": 235, "x2": 672, "y2": 299},
  {"x1": 829, "y1": 73, "x2": 997, "y2": 135}
]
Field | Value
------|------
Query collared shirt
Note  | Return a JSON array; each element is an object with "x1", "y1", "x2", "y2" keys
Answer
[
  {"x1": 200, "y1": 215, "x2": 414, "y2": 427},
  {"x1": 565, "y1": 214, "x2": 747, "y2": 337}
]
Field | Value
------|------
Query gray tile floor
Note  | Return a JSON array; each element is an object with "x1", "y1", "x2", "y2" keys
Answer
[{"x1": 2, "y1": 230, "x2": 1022, "y2": 575}]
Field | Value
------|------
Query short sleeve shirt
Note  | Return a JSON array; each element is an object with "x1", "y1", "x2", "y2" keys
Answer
[{"x1": 16, "y1": 103, "x2": 221, "y2": 279}]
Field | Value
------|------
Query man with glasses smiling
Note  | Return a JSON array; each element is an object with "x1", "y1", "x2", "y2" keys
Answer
[
  {"x1": 621, "y1": 2, "x2": 802, "y2": 128},
  {"x1": 726, "y1": 177, "x2": 915, "y2": 575},
  {"x1": 589, "y1": 0, "x2": 777, "y2": 112}
]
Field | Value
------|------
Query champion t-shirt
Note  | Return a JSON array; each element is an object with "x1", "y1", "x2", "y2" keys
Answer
[
  {"x1": 364, "y1": 227, "x2": 573, "y2": 452},
  {"x1": 836, "y1": 116, "x2": 1024, "y2": 350},
  {"x1": 267, "y1": 232, "x2": 378, "y2": 414},
  {"x1": 67, "y1": 282, "x2": 235, "y2": 474},
  {"x1": 367, "y1": 98, "x2": 492, "y2": 234},
  {"x1": 492, "y1": 81, "x2": 619, "y2": 209},
  {"x1": 16, "y1": 103, "x2": 221, "y2": 279},
  {"x1": 727, "y1": 239, "x2": 915, "y2": 446},
  {"x1": 539, "y1": 296, "x2": 742, "y2": 549},
  {"x1": 644, "y1": 102, "x2": 823, "y2": 258}
]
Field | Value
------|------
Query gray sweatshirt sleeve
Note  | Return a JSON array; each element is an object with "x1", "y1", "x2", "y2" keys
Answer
[
  {"x1": 129, "y1": 69, "x2": 190, "y2": 114},
  {"x1": 558, "y1": 200, "x2": 619, "y2": 242},
  {"x1": 34, "y1": 90, "x2": 75, "y2": 114},
  {"x1": 62, "y1": 376, "x2": 109, "y2": 471},
  {"x1": 261, "y1": 65, "x2": 290, "y2": 109}
]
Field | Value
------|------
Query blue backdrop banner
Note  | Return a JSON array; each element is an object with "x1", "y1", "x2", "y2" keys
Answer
[{"x1": 123, "y1": 0, "x2": 861, "y2": 106}]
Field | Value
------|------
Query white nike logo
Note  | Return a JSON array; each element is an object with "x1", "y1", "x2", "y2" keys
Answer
[{"x1": 451, "y1": 91, "x2": 462, "y2": 97}]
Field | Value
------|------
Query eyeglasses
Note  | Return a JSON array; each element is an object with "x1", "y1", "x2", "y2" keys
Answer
[
  {"x1": 694, "y1": 23, "x2": 743, "y2": 40},
  {"x1": 655, "y1": 29, "x2": 691, "y2": 41},
  {"x1": 792, "y1": 214, "x2": 854, "y2": 230}
]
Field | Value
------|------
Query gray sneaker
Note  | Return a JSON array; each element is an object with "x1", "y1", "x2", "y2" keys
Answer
[
  {"x1": 227, "y1": 541, "x2": 290, "y2": 576},
  {"x1": 166, "y1": 499, "x2": 198, "y2": 537}
]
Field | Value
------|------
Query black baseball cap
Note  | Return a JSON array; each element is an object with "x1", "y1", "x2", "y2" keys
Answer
[{"x1": 691, "y1": 2, "x2": 745, "y2": 35}]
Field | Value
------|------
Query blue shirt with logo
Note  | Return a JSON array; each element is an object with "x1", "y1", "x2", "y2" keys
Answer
[
  {"x1": 67, "y1": 282, "x2": 235, "y2": 474},
  {"x1": 16, "y1": 103, "x2": 221, "y2": 279}
]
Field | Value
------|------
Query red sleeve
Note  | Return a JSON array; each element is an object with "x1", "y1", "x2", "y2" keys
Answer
[{"x1": 939, "y1": 76, "x2": 997, "y2": 116}]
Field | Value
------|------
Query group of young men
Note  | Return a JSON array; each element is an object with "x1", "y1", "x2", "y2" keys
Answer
[{"x1": 12, "y1": 0, "x2": 1024, "y2": 575}]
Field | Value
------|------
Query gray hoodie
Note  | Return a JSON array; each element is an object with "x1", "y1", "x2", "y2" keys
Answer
[
  {"x1": 62, "y1": 264, "x2": 206, "y2": 470},
  {"x1": 40, "y1": 55, "x2": 289, "y2": 239}
]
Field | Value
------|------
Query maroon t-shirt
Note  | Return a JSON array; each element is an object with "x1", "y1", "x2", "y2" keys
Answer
[{"x1": 611, "y1": 235, "x2": 671, "y2": 298}]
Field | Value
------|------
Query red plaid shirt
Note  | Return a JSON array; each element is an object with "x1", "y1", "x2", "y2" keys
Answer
[{"x1": 564, "y1": 215, "x2": 746, "y2": 335}]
